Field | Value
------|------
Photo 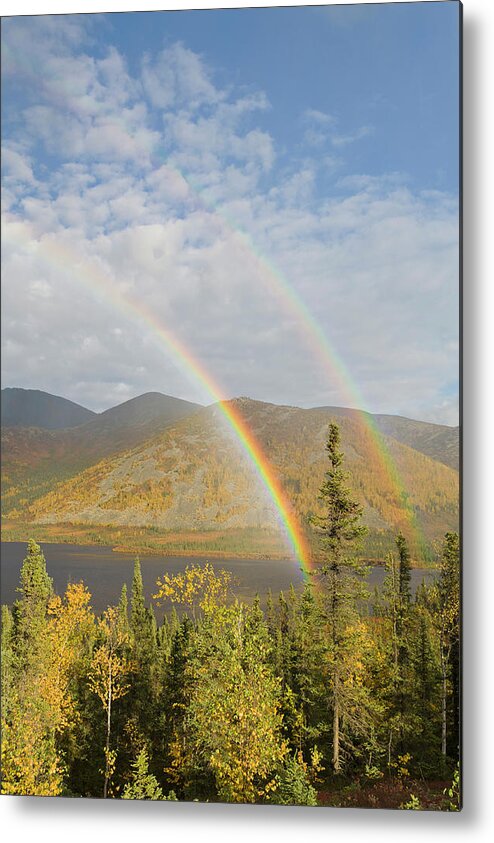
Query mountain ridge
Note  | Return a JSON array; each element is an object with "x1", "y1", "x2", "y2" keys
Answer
[
  {"x1": 1, "y1": 390, "x2": 459, "y2": 563},
  {"x1": 3, "y1": 396, "x2": 459, "y2": 563},
  {"x1": 1, "y1": 387, "x2": 97, "y2": 430},
  {"x1": 1, "y1": 387, "x2": 458, "y2": 470}
]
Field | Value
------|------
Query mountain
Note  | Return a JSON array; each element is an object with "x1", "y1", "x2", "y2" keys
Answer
[
  {"x1": 1, "y1": 391, "x2": 202, "y2": 514},
  {"x1": 8, "y1": 397, "x2": 459, "y2": 562},
  {"x1": 1, "y1": 388, "x2": 96, "y2": 430},
  {"x1": 86, "y1": 391, "x2": 201, "y2": 433},
  {"x1": 371, "y1": 414, "x2": 459, "y2": 471},
  {"x1": 312, "y1": 405, "x2": 459, "y2": 470}
]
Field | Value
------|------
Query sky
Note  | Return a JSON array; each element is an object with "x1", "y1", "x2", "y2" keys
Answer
[{"x1": 1, "y1": 2, "x2": 460, "y2": 424}]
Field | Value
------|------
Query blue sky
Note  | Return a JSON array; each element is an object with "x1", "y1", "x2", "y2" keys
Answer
[
  {"x1": 1, "y1": 3, "x2": 460, "y2": 423},
  {"x1": 108, "y1": 2, "x2": 460, "y2": 193}
]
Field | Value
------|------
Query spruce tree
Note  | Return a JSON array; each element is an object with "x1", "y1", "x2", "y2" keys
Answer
[
  {"x1": 396, "y1": 532, "x2": 411, "y2": 647},
  {"x1": 311, "y1": 423, "x2": 369, "y2": 773},
  {"x1": 122, "y1": 748, "x2": 177, "y2": 800},
  {"x1": 13, "y1": 539, "x2": 53, "y2": 666},
  {"x1": 118, "y1": 583, "x2": 129, "y2": 633},
  {"x1": 128, "y1": 558, "x2": 157, "y2": 749},
  {"x1": 395, "y1": 532, "x2": 412, "y2": 737},
  {"x1": 287, "y1": 584, "x2": 328, "y2": 756},
  {"x1": 2, "y1": 541, "x2": 63, "y2": 795}
]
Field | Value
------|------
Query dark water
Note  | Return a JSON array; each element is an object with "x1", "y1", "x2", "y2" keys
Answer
[{"x1": 0, "y1": 541, "x2": 438, "y2": 616}]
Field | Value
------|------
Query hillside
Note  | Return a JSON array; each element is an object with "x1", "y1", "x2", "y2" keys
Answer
[
  {"x1": 1, "y1": 391, "x2": 202, "y2": 514},
  {"x1": 10, "y1": 398, "x2": 459, "y2": 563},
  {"x1": 372, "y1": 414, "x2": 459, "y2": 471},
  {"x1": 1, "y1": 387, "x2": 96, "y2": 429},
  {"x1": 312, "y1": 405, "x2": 459, "y2": 470}
]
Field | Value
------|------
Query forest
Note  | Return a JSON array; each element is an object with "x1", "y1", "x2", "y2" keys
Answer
[{"x1": 0, "y1": 424, "x2": 460, "y2": 809}]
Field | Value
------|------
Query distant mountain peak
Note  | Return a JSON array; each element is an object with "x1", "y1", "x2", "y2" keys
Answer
[{"x1": 1, "y1": 387, "x2": 96, "y2": 430}]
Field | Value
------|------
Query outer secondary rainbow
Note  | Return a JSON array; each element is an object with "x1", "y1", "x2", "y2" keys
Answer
[{"x1": 169, "y1": 165, "x2": 425, "y2": 551}]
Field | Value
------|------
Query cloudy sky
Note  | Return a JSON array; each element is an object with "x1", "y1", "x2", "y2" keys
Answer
[{"x1": 1, "y1": 3, "x2": 460, "y2": 424}]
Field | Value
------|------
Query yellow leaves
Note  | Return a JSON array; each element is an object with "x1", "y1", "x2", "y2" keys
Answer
[
  {"x1": 42, "y1": 581, "x2": 95, "y2": 732},
  {"x1": 89, "y1": 647, "x2": 131, "y2": 708},
  {"x1": 390, "y1": 753, "x2": 413, "y2": 779},
  {"x1": 0, "y1": 714, "x2": 64, "y2": 797},
  {"x1": 154, "y1": 563, "x2": 232, "y2": 614},
  {"x1": 2, "y1": 577, "x2": 96, "y2": 796},
  {"x1": 88, "y1": 607, "x2": 131, "y2": 710},
  {"x1": 182, "y1": 609, "x2": 287, "y2": 803}
]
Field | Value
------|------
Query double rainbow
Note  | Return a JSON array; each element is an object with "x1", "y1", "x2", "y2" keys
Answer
[
  {"x1": 3, "y1": 44, "x2": 426, "y2": 565},
  {"x1": 165, "y1": 164, "x2": 425, "y2": 551},
  {"x1": 4, "y1": 220, "x2": 312, "y2": 572}
]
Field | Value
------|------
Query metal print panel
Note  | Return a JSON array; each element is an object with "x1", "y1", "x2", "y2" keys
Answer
[{"x1": 0, "y1": 1, "x2": 461, "y2": 810}]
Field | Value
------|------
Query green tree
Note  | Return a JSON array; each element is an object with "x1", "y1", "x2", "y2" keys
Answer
[
  {"x1": 311, "y1": 423, "x2": 371, "y2": 773},
  {"x1": 270, "y1": 753, "x2": 318, "y2": 806},
  {"x1": 13, "y1": 539, "x2": 53, "y2": 667},
  {"x1": 1, "y1": 540, "x2": 65, "y2": 796},
  {"x1": 122, "y1": 748, "x2": 177, "y2": 801},
  {"x1": 396, "y1": 532, "x2": 411, "y2": 666},
  {"x1": 434, "y1": 532, "x2": 460, "y2": 761},
  {"x1": 129, "y1": 558, "x2": 157, "y2": 725},
  {"x1": 161, "y1": 617, "x2": 194, "y2": 794},
  {"x1": 118, "y1": 583, "x2": 130, "y2": 634},
  {"x1": 156, "y1": 565, "x2": 286, "y2": 802},
  {"x1": 186, "y1": 603, "x2": 286, "y2": 803},
  {"x1": 1, "y1": 605, "x2": 15, "y2": 726}
]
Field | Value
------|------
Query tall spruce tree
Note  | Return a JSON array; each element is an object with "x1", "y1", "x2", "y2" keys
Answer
[
  {"x1": 396, "y1": 532, "x2": 411, "y2": 654},
  {"x1": 13, "y1": 539, "x2": 53, "y2": 665},
  {"x1": 128, "y1": 558, "x2": 157, "y2": 748},
  {"x1": 311, "y1": 423, "x2": 369, "y2": 773}
]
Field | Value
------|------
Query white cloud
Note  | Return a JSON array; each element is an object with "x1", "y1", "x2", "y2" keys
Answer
[
  {"x1": 1, "y1": 25, "x2": 459, "y2": 425},
  {"x1": 331, "y1": 125, "x2": 374, "y2": 147},
  {"x1": 1, "y1": 147, "x2": 37, "y2": 184},
  {"x1": 303, "y1": 108, "x2": 335, "y2": 125},
  {"x1": 301, "y1": 109, "x2": 372, "y2": 152},
  {"x1": 142, "y1": 42, "x2": 221, "y2": 111}
]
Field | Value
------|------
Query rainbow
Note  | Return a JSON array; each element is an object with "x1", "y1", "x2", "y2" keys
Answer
[
  {"x1": 3, "y1": 45, "x2": 426, "y2": 559},
  {"x1": 4, "y1": 219, "x2": 312, "y2": 574},
  {"x1": 162, "y1": 164, "x2": 425, "y2": 551}
]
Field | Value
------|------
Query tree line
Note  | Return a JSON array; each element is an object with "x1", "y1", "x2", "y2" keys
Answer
[{"x1": 0, "y1": 423, "x2": 460, "y2": 808}]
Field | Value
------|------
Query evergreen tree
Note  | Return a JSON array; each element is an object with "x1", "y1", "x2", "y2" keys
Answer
[
  {"x1": 434, "y1": 532, "x2": 460, "y2": 762},
  {"x1": 122, "y1": 748, "x2": 176, "y2": 801},
  {"x1": 288, "y1": 584, "x2": 328, "y2": 756},
  {"x1": 13, "y1": 539, "x2": 53, "y2": 667},
  {"x1": 1, "y1": 605, "x2": 14, "y2": 725},
  {"x1": 130, "y1": 558, "x2": 157, "y2": 705},
  {"x1": 396, "y1": 532, "x2": 412, "y2": 665},
  {"x1": 376, "y1": 536, "x2": 415, "y2": 769},
  {"x1": 270, "y1": 753, "x2": 318, "y2": 806},
  {"x1": 311, "y1": 423, "x2": 370, "y2": 773},
  {"x1": 265, "y1": 590, "x2": 276, "y2": 640},
  {"x1": 2, "y1": 541, "x2": 62, "y2": 795},
  {"x1": 161, "y1": 617, "x2": 193, "y2": 794},
  {"x1": 130, "y1": 558, "x2": 146, "y2": 641},
  {"x1": 407, "y1": 602, "x2": 441, "y2": 772},
  {"x1": 118, "y1": 583, "x2": 129, "y2": 633}
]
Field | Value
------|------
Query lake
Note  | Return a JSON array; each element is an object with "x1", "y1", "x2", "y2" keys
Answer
[{"x1": 0, "y1": 541, "x2": 438, "y2": 616}]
